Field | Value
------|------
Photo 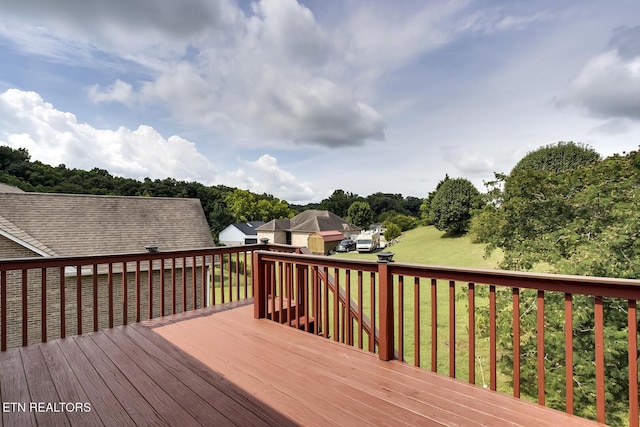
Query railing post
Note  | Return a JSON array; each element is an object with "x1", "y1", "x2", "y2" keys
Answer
[
  {"x1": 378, "y1": 261, "x2": 394, "y2": 361},
  {"x1": 253, "y1": 251, "x2": 266, "y2": 319}
]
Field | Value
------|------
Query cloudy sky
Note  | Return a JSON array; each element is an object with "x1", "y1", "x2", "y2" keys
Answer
[{"x1": 1, "y1": 0, "x2": 640, "y2": 203}]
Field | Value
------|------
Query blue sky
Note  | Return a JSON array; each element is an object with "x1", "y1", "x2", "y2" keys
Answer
[{"x1": 1, "y1": 0, "x2": 640, "y2": 203}]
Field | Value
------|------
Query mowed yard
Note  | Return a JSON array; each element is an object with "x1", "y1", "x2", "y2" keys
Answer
[{"x1": 332, "y1": 226, "x2": 506, "y2": 389}]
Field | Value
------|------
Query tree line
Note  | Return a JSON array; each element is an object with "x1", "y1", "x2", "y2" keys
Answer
[{"x1": 0, "y1": 146, "x2": 424, "y2": 241}]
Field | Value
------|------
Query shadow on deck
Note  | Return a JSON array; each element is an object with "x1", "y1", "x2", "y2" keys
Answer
[{"x1": 0, "y1": 300, "x2": 598, "y2": 426}]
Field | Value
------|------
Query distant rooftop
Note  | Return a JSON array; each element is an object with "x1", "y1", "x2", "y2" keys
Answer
[{"x1": 257, "y1": 210, "x2": 360, "y2": 233}]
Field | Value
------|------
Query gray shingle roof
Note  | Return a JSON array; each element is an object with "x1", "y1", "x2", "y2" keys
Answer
[
  {"x1": 0, "y1": 213, "x2": 56, "y2": 255},
  {"x1": 0, "y1": 192, "x2": 214, "y2": 256},
  {"x1": 231, "y1": 221, "x2": 265, "y2": 236},
  {"x1": 256, "y1": 218, "x2": 292, "y2": 232},
  {"x1": 256, "y1": 210, "x2": 360, "y2": 233},
  {"x1": 0, "y1": 183, "x2": 24, "y2": 193}
]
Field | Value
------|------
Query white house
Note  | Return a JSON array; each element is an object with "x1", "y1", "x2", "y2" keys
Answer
[{"x1": 218, "y1": 221, "x2": 265, "y2": 246}]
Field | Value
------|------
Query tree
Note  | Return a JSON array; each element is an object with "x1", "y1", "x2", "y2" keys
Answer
[
  {"x1": 347, "y1": 201, "x2": 374, "y2": 230},
  {"x1": 420, "y1": 174, "x2": 449, "y2": 224},
  {"x1": 366, "y1": 192, "x2": 409, "y2": 218},
  {"x1": 0, "y1": 146, "x2": 30, "y2": 178},
  {"x1": 479, "y1": 149, "x2": 640, "y2": 424},
  {"x1": 224, "y1": 189, "x2": 294, "y2": 222},
  {"x1": 509, "y1": 141, "x2": 600, "y2": 176},
  {"x1": 429, "y1": 178, "x2": 479, "y2": 234},
  {"x1": 384, "y1": 223, "x2": 401, "y2": 241},
  {"x1": 320, "y1": 189, "x2": 360, "y2": 218},
  {"x1": 404, "y1": 196, "x2": 423, "y2": 217}
]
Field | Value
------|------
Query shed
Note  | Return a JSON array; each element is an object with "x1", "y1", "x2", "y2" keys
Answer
[{"x1": 307, "y1": 230, "x2": 344, "y2": 255}]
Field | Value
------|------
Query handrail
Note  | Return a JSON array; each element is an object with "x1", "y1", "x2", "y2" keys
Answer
[
  {"x1": 0, "y1": 244, "x2": 301, "y2": 351},
  {"x1": 252, "y1": 250, "x2": 640, "y2": 426},
  {"x1": 254, "y1": 250, "x2": 640, "y2": 294},
  {"x1": 315, "y1": 268, "x2": 378, "y2": 344}
]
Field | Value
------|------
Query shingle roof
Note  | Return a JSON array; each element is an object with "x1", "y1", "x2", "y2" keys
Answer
[
  {"x1": 256, "y1": 210, "x2": 360, "y2": 233},
  {"x1": 0, "y1": 183, "x2": 24, "y2": 193},
  {"x1": 0, "y1": 192, "x2": 214, "y2": 256},
  {"x1": 256, "y1": 218, "x2": 292, "y2": 232},
  {"x1": 311, "y1": 231, "x2": 345, "y2": 242},
  {"x1": 231, "y1": 221, "x2": 265, "y2": 236},
  {"x1": 290, "y1": 210, "x2": 360, "y2": 233},
  {"x1": 0, "y1": 213, "x2": 56, "y2": 256}
]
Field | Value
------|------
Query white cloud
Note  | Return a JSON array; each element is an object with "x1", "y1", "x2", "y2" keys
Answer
[
  {"x1": 2, "y1": 0, "x2": 571, "y2": 152},
  {"x1": 220, "y1": 154, "x2": 316, "y2": 203},
  {"x1": 0, "y1": 0, "x2": 389, "y2": 148},
  {"x1": 87, "y1": 79, "x2": 135, "y2": 105},
  {"x1": 0, "y1": 89, "x2": 217, "y2": 183},
  {"x1": 558, "y1": 26, "x2": 640, "y2": 121}
]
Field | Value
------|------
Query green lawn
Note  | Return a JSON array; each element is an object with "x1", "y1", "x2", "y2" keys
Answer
[
  {"x1": 333, "y1": 225, "x2": 502, "y2": 267},
  {"x1": 331, "y1": 226, "x2": 507, "y2": 388}
]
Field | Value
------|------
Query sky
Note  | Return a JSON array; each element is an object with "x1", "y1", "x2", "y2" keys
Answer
[{"x1": 1, "y1": 1, "x2": 640, "y2": 204}]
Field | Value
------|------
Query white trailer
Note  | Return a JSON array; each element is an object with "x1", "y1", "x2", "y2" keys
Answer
[{"x1": 356, "y1": 230, "x2": 380, "y2": 253}]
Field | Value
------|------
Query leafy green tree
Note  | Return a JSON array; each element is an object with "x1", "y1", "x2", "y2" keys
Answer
[
  {"x1": 366, "y1": 192, "x2": 409, "y2": 218},
  {"x1": 479, "y1": 150, "x2": 640, "y2": 424},
  {"x1": 208, "y1": 201, "x2": 234, "y2": 244},
  {"x1": 384, "y1": 223, "x2": 402, "y2": 241},
  {"x1": 347, "y1": 201, "x2": 375, "y2": 229},
  {"x1": 320, "y1": 189, "x2": 360, "y2": 218},
  {"x1": 224, "y1": 189, "x2": 293, "y2": 222},
  {"x1": 468, "y1": 207, "x2": 501, "y2": 243},
  {"x1": 429, "y1": 178, "x2": 479, "y2": 234},
  {"x1": 510, "y1": 141, "x2": 600, "y2": 176},
  {"x1": 0, "y1": 146, "x2": 30, "y2": 178},
  {"x1": 420, "y1": 174, "x2": 450, "y2": 224},
  {"x1": 404, "y1": 196, "x2": 423, "y2": 217}
]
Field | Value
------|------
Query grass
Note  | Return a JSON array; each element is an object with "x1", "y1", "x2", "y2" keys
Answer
[
  {"x1": 331, "y1": 226, "x2": 506, "y2": 387},
  {"x1": 333, "y1": 225, "x2": 502, "y2": 267}
]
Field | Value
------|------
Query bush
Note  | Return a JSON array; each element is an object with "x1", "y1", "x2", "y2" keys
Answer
[
  {"x1": 384, "y1": 223, "x2": 402, "y2": 241},
  {"x1": 383, "y1": 213, "x2": 418, "y2": 232}
]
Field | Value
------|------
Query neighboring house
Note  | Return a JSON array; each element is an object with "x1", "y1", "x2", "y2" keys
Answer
[
  {"x1": 0, "y1": 189, "x2": 214, "y2": 257},
  {"x1": 257, "y1": 210, "x2": 360, "y2": 247},
  {"x1": 218, "y1": 221, "x2": 265, "y2": 246},
  {"x1": 0, "y1": 187, "x2": 215, "y2": 347}
]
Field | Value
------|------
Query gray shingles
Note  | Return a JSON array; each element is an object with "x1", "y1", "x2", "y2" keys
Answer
[
  {"x1": 0, "y1": 193, "x2": 214, "y2": 256},
  {"x1": 256, "y1": 210, "x2": 360, "y2": 233}
]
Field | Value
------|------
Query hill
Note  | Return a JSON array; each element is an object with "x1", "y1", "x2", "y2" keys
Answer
[{"x1": 334, "y1": 226, "x2": 503, "y2": 268}]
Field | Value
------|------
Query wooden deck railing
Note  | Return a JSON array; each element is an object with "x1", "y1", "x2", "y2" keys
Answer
[
  {"x1": 252, "y1": 250, "x2": 640, "y2": 426},
  {"x1": 0, "y1": 244, "x2": 299, "y2": 350}
]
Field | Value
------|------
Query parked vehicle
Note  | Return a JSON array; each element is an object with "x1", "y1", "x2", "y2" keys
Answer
[
  {"x1": 356, "y1": 230, "x2": 380, "y2": 253},
  {"x1": 335, "y1": 239, "x2": 356, "y2": 252}
]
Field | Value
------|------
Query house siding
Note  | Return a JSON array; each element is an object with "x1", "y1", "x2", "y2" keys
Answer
[
  {"x1": 257, "y1": 231, "x2": 287, "y2": 245},
  {"x1": 219, "y1": 226, "x2": 246, "y2": 246},
  {"x1": 0, "y1": 235, "x2": 39, "y2": 258}
]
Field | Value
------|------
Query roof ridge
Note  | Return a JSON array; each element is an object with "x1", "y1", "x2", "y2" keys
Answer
[{"x1": 3, "y1": 192, "x2": 198, "y2": 201}]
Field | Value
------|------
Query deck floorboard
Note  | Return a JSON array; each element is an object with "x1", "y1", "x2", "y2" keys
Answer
[{"x1": 1, "y1": 299, "x2": 599, "y2": 426}]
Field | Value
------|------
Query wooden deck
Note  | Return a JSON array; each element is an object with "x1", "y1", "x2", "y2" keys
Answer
[{"x1": 0, "y1": 300, "x2": 599, "y2": 426}]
